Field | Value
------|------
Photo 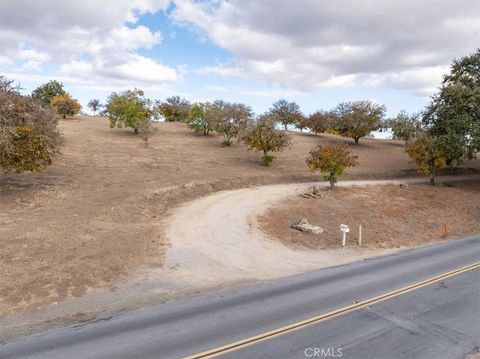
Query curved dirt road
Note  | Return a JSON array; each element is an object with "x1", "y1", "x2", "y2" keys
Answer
[{"x1": 166, "y1": 176, "x2": 478, "y2": 285}]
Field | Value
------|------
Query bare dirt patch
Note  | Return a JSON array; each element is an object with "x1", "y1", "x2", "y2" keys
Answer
[
  {"x1": 259, "y1": 181, "x2": 480, "y2": 249},
  {"x1": 1, "y1": 116, "x2": 479, "y2": 318}
]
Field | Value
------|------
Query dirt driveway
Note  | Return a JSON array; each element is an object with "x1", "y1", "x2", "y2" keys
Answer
[{"x1": 165, "y1": 176, "x2": 480, "y2": 284}]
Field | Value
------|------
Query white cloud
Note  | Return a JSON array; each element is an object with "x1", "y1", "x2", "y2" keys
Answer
[
  {"x1": 172, "y1": 0, "x2": 480, "y2": 95},
  {"x1": 0, "y1": 0, "x2": 176, "y2": 87},
  {"x1": 18, "y1": 47, "x2": 51, "y2": 63},
  {"x1": 104, "y1": 26, "x2": 162, "y2": 51},
  {"x1": 376, "y1": 66, "x2": 449, "y2": 96}
]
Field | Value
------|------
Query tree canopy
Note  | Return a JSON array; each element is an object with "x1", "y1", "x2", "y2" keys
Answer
[
  {"x1": 269, "y1": 99, "x2": 303, "y2": 130},
  {"x1": 211, "y1": 100, "x2": 253, "y2": 146},
  {"x1": 155, "y1": 96, "x2": 191, "y2": 122},
  {"x1": 31, "y1": 80, "x2": 66, "y2": 108},
  {"x1": 0, "y1": 76, "x2": 62, "y2": 173},
  {"x1": 186, "y1": 102, "x2": 215, "y2": 135},
  {"x1": 306, "y1": 143, "x2": 357, "y2": 189},
  {"x1": 242, "y1": 114, "x2": 291, "y2": 166},
  {"x1": 306, "y1": 110, "x2": 334, "y2": 135},
  {"x1": 405, "y1": 132, "x2": 447, "y2": 185},
  {"x1": 333, "y1": 101, "x2": 386, "y2": 144},
  {"x1": 423, "y1": 49, "x2": 480, "y2": 164},
  {"x1": 388, "y1": 110, "x2": 421, "y2": 143},
  {"x1": 106, "y1": 89, "x2": 152, "y2": 133},
  {"x1": 51, "y1": 94, "x2": 81, "y2": 118},
  {"x1": 88, "y1": 99, "x2": 102, "y2": 116}
]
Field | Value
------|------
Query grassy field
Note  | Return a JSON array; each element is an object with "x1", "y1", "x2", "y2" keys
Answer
[
  {"x1": 1, "y1": 116, "x2": 479, "y2": 317},
  {"x1": 259, "y1": 181, "x2": 480, "y2": 249}
]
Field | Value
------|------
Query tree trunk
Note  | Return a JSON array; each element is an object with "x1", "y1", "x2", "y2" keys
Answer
[
  {"x1": 284, "y1": 124, "x2": 288, "y2": 131},
  {"x1": 329, "y1": 173, "x2": 335, "y2": 189},
  {"x1": 134, "y1": 128, "x2": 138, "y2": 134},
  {"x1": 430, "y1": 172, "x2": 436, "y2": 185},
  {"x1": 354, "y1": 138, "x2": 359, "y2": 145}
]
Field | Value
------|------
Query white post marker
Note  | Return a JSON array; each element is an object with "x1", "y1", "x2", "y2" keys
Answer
[
  {"x1": 340, "y1": 224, "x2": 350, "y2": 247},
  {"x1": 358, "y1": 225, "x2": 362, "y2": 246}
]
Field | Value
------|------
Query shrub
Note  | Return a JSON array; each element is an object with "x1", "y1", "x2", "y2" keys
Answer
[
  {"x1": 0, "y1": 76, "x2": 62, "y2": 173},
  {"x1": 261, "y1": 154, "x2": 275, "y2": 166},
  {"x1": 137, "y1": 119, "x2": 153, "y2": 148}
]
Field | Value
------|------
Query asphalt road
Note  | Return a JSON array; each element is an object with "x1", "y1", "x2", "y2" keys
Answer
[{"x1": 1, "y1": 235, "x2": 479, "y2": 359}]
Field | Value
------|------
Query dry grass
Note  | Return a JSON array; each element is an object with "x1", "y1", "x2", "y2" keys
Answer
[
  {"x1": 259, "y1": 181, "x2": 480, "y2": 249},
  {"x1": 0, "y1": 116, "x2": 479, "y2": 316}
]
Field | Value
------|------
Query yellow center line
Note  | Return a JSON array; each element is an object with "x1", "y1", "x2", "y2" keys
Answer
[{"x1": 185, "y1": 261, "x2": 480, "y2": 359}]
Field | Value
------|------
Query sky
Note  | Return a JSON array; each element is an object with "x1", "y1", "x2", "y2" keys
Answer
[{"x1": 1, "y1": 0, "x2": 479, "y2": 119}]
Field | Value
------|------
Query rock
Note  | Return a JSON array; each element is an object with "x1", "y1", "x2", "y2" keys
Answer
[
  {"x1": 399, "y1": 183, "x2": 408, "y2": 188},
  {"x1": 301, "y1": 186, "x2": 326, "y2": 199},
  {"x1": 183, "y1": 182, "x2": 194, "y2": 189},
  {"x1": 292, "y1": 218, "x2": 324, "y2": 234}
]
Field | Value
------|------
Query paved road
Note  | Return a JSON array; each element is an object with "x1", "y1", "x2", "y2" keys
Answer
[{"x1": 1, "y1": 235, "x2": 479, "y2": 359}]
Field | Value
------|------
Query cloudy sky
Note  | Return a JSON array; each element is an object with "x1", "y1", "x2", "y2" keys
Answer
[{"x1": 1, "y1": 0, "x2": 479, "y2": 117}]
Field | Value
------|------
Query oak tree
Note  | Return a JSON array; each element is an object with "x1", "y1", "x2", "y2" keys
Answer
[
  {"x1": 388, "y1": 110, "x2": 421, "y2": 143},
  {"x1": 423, "y1": 49, "x2": 480, "y2": 164},
  {"x1": 51, "y1": 94, "x2": 81, "y2": 118},
  {"x1": 306, "y1": 143, "x2": 357, "y2": 189},
  {"x1": 333, "y1": 101, "x2": 386, "y2": 144},
  {"x1": 307, "y1": 110, "x2": 334, "y2": 135},
  {"x1": 106, "y1": 89, "x2": 152, "y2": 134},
  {"x1": 155, "y1": 96, "x2": 191, "y2": 122},
  {"x1": 405, "y1": 132, "x2": 447, "y2": 185},
  {"x1": 242, "y1": 114, "x2": 291, "y2": 166},
  {"x1": 186, "y1": 102, "x2": 215, "y2": 135},
  {"x1": 32, "y1": 80, "x2": 66, "y2": 108},
  {"x1": 211, "y1": 100, "x2": 253, "y2": 146},
  {"x1": 269, "y1": 99, "x2": 303, "y2": 131}
]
